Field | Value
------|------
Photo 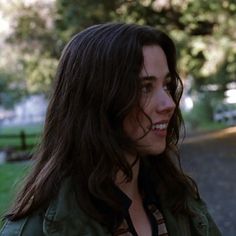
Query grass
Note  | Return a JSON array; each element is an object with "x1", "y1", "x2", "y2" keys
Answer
[
  {"x1": 182, "y1": 110, "x2": 229, "y2": 133},
  {"x1": 0, "y1": 124, "x2": 42, "y2": 228},
  {"x1": 0, "y1": 162, "x2": 29, "y2": 227},
  {"x1": 0, "y1": 123, "x2": 43, "y2": 135},
  {"x1": 195, "y1": 121, "x2": 228, "y2": 132},
  {"x1": 0, "y1": 123, "x2": 43, "y2": 150},
  {"x1": 183, "y1": 121, "x2": 229, "y2": 137}
]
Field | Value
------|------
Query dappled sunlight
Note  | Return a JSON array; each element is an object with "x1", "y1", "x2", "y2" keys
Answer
[{"x1": 225, "y1": 89, "x2": 236, "y2": 104}]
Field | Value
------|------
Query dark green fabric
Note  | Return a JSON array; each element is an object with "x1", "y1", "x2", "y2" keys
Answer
[{"x1": 0, "y1": 178, "x2": 222, "y2": 236}]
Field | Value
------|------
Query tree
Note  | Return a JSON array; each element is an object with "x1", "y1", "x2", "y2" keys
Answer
[
  {"x1": 2, "y1": 0, "x2": 58, "y2": 96},
  {"x1": 55, "y1": 0, "x2": 236, "y2": 89},
  {"x1": 53, "y1": 0, "x2": 236, "y2": 126},
  {"x1": 0, "y1": 70, "x2": 26, "y2": 108},
  {"x1": 3, "y1": 0, "x2": 236, "y2": 102}
]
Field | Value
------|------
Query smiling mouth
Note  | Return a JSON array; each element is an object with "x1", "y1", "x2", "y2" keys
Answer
[{"x1": 151, "y1": 123, "x2": 168, "y2": 131}]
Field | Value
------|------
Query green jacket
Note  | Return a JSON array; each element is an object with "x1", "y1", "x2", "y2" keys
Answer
[{"x1": 0, "y1": 178, "x2": 222, "y2": 236}]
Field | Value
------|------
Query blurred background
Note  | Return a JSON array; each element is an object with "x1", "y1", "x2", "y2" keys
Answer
[{"x1": 0, "y1": 0, "x2": 235, "y2": 235}]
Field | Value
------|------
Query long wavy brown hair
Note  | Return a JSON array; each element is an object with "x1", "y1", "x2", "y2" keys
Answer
[{"x1": 7, "y1": 23, "x2": 198, "y2": 232}]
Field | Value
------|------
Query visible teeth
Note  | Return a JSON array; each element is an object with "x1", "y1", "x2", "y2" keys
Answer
[{"x1": 152, "y1": 123, "x2": 168, "y2": 130}]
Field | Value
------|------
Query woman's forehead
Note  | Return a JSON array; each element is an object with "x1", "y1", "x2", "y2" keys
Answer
[{"x1": 140, "y1": 45, "x2": 169, "y2": 79}]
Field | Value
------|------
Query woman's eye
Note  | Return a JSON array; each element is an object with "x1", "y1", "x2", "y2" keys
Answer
[
  {"x1": 141, "y1": 83, "x2": 152, "y2": 94},
  {"x1": 163, "y1": 82, "x2": 172, "y2": 93},
  {"x1": 163, "y1": 85, "x2": 170, "y2": 91}
]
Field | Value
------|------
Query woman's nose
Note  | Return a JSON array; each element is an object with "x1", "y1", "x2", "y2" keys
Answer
[{"x1": 155, "y1": 89, "x2": 176, "y2": 114}]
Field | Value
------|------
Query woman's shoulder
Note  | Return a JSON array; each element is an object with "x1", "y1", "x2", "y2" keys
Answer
[
  {"x1": 0, "y1": 210, "x2": 45, "y2": 236},
  {"x1": 160, "y1": 195, "x2": 222, "y2": 236},
  {"x1": 187, "y1": 197, "x2": 222, "y2": 236},
  {"x1": 0, "y1": 178, "x2": 110, "y2": 236}
]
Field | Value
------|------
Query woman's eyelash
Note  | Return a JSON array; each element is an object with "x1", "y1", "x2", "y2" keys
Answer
[{"x1": 141, "y1": 79, "x2": 172, "y2": 93}]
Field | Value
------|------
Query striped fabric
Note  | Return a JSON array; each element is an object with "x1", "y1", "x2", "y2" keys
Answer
[
  {"x1": 148, "y1": 204, "x2": 168, "y2": 236},
  {"x1": 113, "y1": 220, "x2": 132, "y2": 236},
  {"x1": 113, "y1": 204, "x2": 168, "y2": 236}
]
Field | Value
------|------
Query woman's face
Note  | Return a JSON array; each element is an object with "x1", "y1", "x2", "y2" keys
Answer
[{"x1": 123, "y1": 45, "x2": 176, "y2": 155}]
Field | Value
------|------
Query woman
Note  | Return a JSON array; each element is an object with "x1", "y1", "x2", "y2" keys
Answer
[{"x1": 0, "y1": 23, "x2": 221, "y2": 236}]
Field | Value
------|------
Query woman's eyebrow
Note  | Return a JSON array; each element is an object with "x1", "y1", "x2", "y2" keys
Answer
[{"x1": 140, "y1": 72, "x2": 171, "y2": 81}]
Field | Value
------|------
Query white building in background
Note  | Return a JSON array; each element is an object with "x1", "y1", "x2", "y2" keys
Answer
[{"x1": 0, "y1": 94, "x2": 48, "y2": 126}]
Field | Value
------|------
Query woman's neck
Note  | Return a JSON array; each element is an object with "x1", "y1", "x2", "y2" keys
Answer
[
  {"x1": 115, "y1": 157, "x2": 153, "y2": 236},
  {"x1": 115, "y1": 158, "x2": 140, "y2": 200}
]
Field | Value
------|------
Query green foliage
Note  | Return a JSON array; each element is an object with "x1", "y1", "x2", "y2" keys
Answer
[
  {"x1": 23, "y1": 53, "x2": 58, "y2": 94},
  {"x1": 0, "y1": 71, "x2": 26, "y2": 108},
  {"x1": 54, "y1": 0, "x2": 236, "y2": 89},
  {"x1": 1, "y1": 0, "x2": 236, "y2": 101},
  {"x1": 55, "y1": 0, "x2": 123, "y2": 44},
  {"x1": 7, "y1": 2, "x2": 57, "y2": 57},
  {"x1": 3, "y1": 1, "x2": 59, "y2": 98}
]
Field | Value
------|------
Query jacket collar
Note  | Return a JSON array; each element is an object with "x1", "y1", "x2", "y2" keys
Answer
[{"x1": 43, "y1": 166, "x2": 218, "y2": 236}]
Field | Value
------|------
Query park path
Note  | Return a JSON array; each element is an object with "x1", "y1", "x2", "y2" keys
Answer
[{"x1": 180, "y1": 126, "x2": 236, "y2": 236}]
